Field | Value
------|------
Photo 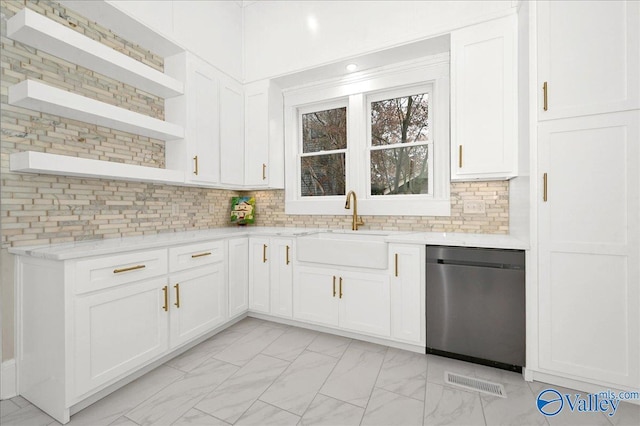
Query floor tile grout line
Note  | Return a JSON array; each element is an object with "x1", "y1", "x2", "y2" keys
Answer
[
  {"x1": 144, "y1": 320, "x2": 258, "y2": 424},
  {"x1": 298, "y1": 334, "x2": 359, "y2": 422},
  {"x1": 188, "y1": 406, "x2": 230, "y2": 425},
  {"x1": 523, "y1": 382, "x2": 551, "y2": 426},
  {"x1": 120, "y1": 364, "x2": 188, "y2": 423},
  {"x1": 123, "y1": 357, "x2": 235, "y2": 423},
  {"x1": 254, "y1": 334, "x2": 336, "y2": 420},
  {"x1": 193, "y1": 328, "x2": 292, "y2": 424},
  {"x1": 420, "y1": 356, "x2": 429, "y2": 426},
  {"x1": 258, "y1": 399, "x2": 305, "y2": 421},
  {"x1": 260, "y1": 327, "x2": 319, "y2": 364},
  {"x1": 375, "y1": 350, "x2": 430, "y2": 403},
  {"x1": 358, "y1": 346, "x2": 389, "y2": 426}
]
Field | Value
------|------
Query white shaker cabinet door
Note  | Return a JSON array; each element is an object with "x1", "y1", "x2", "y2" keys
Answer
[
  {"x1": 270, "y1": 238, "x2": 293, "y2": 318},
  {"x1": 220, "y1": 76, "x2": 245, "y2": 186},
  {"x1": 537, "y1": 0, "x2": 640, "y2": 120},
  {"x1": 169, "y1": 263, "x2": 227, "y2": 348},
  {"x1": 245, "y1": 84, "x2": 270, "y2": 187},
  {"x1": 338, "y1": 270, "x2": 391, "y2": 337},
  {"x1": 249, "y1": 237, "x2": 271, "y2": 313},
  {"x1": 538, "y1": 111, "x2": 640, "y2": 388},
  {"x1": 451, "y1": 14, "x2": 517, "y2": 180},
  {"x1": 390, "y1": 244, "x2": 425, "y2": 345},
  {"x1": 228, "y1": 238, "x2": 249, "y2": 318},
  {"x1": 74, "y1": 277, "x2": 169, "y2": 397},
  {"x1": 293, "y1": 266, "x2": 339, "y2": 328}
]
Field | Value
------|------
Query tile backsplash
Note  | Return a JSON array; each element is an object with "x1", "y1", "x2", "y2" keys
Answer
[{"x1": 247, "y1": 182, "x2": 509, "y2": 234}]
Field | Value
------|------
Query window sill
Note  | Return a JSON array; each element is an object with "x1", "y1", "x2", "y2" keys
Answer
[{"x1": 285, "y1": 197, "x2": 451, "y2": 217}]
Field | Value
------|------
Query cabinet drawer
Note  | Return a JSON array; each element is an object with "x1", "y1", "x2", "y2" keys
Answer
[
  {"x1": 169, "y1": 240, "x2": 224, "y2": 272},
  {"x1": 75, "y1": 249, "x2": 168, "y2": 294}
]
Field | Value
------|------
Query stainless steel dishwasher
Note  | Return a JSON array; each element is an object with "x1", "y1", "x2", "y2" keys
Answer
[{"x1": 426, "y1": 246, "x2": 525, "y2": 372}]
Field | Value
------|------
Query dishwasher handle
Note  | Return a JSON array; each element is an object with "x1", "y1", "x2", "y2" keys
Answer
[{"x1": 434, "y1": 258, "x2": 523, "y2": 270}]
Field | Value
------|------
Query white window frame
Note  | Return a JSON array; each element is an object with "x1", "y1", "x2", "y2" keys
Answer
[
  {"x1": 297, "y1": 99, "x2": 349, "y2": 199},
  {"x1": 284, "y1": 54, "x2": 450, "y2": 216},
  {"x1": 366, "y1": 84, "x2": 434, "y2": 200}
]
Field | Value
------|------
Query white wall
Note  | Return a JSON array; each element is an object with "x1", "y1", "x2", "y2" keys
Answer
[{"x1": 243, "y1": 0, "x2": 514, "y2": 82}]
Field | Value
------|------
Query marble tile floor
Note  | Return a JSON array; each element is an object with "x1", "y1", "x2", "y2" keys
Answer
[{"x1": 1, "y1": 317, "x2": 639, "y2": 426}]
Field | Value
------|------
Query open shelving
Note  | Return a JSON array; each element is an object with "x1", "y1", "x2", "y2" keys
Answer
[
  {"x1": 9, "y1": 80, "x2": 184, "y2": 141},
  {"x1": 7, "y1": 8, "x2": 184, "y2": 98},
  {"x1": 10, "y1": 151, "x2": 185, "y2": 185}
]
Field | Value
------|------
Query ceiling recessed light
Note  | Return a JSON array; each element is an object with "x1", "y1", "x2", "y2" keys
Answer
[{"x1": 346, "y1": 63, "x2": 358, "y2": 72}]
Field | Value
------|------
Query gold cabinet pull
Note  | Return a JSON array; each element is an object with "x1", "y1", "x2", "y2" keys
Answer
[
  {"x1": 543, "y1": 81, "x2": 548, "y2": 111},
  {"x1": 174, "y1": 283, "x2": 180, "y2": 308},
  {"x1": 262, "y1": 163, "x2": 267, "y2": 180},
  {"x1": 332, "y1": 276, "x2": 336, "y2": 297},
  {"x1": 458, "y1": 145, "x2": 463, "y2": 168},
  {"x1": 162, "y1": 285, "x2": 168, "y2": 312},
  {"x1": 193, "y1": 155, "x2": 199, "y2": 175},
  {"x1": 191, "y1": 252, "x2": 212, "y2": 258},
  {"x1": 286, "y1": 245, "x2": 290, "y2": 265},
  {"x1": 394, "y1": 253, "x2": 399, "y2": 277},
  {"x1": 113, "y1": 264, "x2": 145, "y2": 274},
  {"x1": 543, "y1": 172, "x2": 548, "y2": 202},
  {"x1": 339, "y1": 277, "x2": 343, "y2": 299},
  {"x1": 263, "y1": 244, "x2": 268, "y2": 263}
]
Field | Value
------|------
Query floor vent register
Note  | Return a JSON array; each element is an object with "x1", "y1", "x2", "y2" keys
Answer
[{"x1": 445, "y1": 372, "x2": 507, "y2": 398}]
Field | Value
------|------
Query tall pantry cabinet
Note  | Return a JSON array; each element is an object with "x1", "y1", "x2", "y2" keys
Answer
[{"x1": 535, "y1": 0, "x2": 639, "y2": 390}]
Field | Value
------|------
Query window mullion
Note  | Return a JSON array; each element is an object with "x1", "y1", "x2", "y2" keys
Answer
[{"x1": 346, "y1": 93, "x2": 366, "y2": 196}]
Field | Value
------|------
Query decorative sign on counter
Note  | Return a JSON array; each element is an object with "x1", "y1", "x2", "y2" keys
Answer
[{"x1": 230, "y1": 196, "x2": 255, "y2": 225}]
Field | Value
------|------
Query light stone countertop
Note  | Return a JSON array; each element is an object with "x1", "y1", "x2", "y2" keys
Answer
[
  {"x1": 9, "y1": 227, "x2": 529, "y2": 260},
  {"x1": 385, "y1": 231, "x2": 529, "y2": 250}
]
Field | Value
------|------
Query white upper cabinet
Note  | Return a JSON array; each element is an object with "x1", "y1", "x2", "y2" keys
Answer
[
  {"x1": 537, "y1": 0, "x2": 640, "y2": 120},
  {"x1": 220, "y1": 76, "x2": 245, "y2": 186},
  {"x1": 451, "y1": 14, "x2": 518, "y2": 181},
  {"x1": 245, "y1": 80, "x2": 285, "y2": 188},
  {"x1": 165, "y1": 52, "x2": 220, "y2": 185}
]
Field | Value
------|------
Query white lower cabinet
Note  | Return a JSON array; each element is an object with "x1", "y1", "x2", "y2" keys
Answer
[
  {"x1": 389, "y1": 244, "x2": 425, "y2": 345},
  {"x1": 228, "y1": 238, "x2": 249, "y2": 317},
  {"x1": 293, "y1": 267, "x2": 340, "y2": 327},
  {"x1": 293, "y1": 265, "x2": 390, "y2": 337},
  {"x1": 168, "y1": 263, "x2": 226, "y2": 348},
  {"x1": 270, "y1": 238, "x2": 293, "y2": 318},
  {"x1": 248, "y1": 237, "x2": 270, "y2": 313},
  {"x1": 537, "y1": 111, "x2": 639, "y2": 389},
  {"x1": 15, "y1": 233, "x2": 426, "y2": 425},
  {"x1": 74, "y1": 276, "x2": 169, "y2": 397},
  {"x1": 248, "y1": 236, "x2": 293, "y2": 316},
  {"x1": 16, "y1": 240, "x2": 235, "y2": 424},
  {"x1": 338, "y1": 270, "x2": 390, "y2": 337}
]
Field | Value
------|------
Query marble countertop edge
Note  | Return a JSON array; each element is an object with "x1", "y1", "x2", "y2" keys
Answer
[{"x1": 8, "y1": 227, "x2": 529, "y2": 260}]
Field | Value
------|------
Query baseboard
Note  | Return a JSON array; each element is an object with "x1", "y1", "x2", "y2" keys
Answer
[
  {"x1": 1, "y1": 359, "x2": 17, "y2": 399},
  {"x1": 247, "y1": 312, "x2": 426, "y2": 354},
  {"x1": 531, "y1": 370, "x2": 640, "y2": 406}
]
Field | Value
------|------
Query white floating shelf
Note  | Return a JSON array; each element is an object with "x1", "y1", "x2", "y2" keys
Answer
[
  {"x1": 9, "y1": 80, "x2": 184, "y2": 141},
  {"x1": 10, "y1": 151, "x2": 185, "y2": 185},
  {"x1": 7, "y1": 8, "x2": 184, "y2": 98}
]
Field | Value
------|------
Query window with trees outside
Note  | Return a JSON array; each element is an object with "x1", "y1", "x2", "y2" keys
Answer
[
  {"x1": 369, "y1": 90, "x2": 432, "y2": 197},
  {"x1": 284, "y1": 55, "x2": 450, "y2": 216},
  {"x1": 301, "y1": 106, "x2": 347, "y2": 196}
]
